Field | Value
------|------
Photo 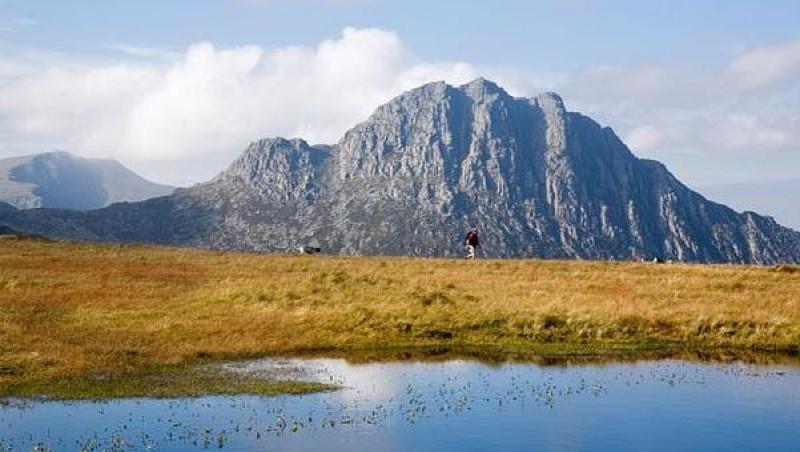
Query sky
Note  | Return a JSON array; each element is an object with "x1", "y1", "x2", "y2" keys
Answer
[{"x1": 0, "y1": 0, "x2": 798, "y2": 226}]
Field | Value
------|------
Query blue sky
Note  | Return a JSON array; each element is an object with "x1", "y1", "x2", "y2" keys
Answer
[
  {"x1": 5, "y1": 0, "x2": 800, "y2": 68},
  {"x1": 0, "y1": 0, "x2": 798, "y2": 226}
]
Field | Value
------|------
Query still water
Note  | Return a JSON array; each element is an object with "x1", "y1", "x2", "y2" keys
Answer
[{"x1": 1, "y1": 357, "x2": 799, "y2": 451}]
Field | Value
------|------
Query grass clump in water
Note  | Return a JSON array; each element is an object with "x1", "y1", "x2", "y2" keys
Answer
[{"x1": 2, "y1": 364, "x2": 332, "y2": 401}]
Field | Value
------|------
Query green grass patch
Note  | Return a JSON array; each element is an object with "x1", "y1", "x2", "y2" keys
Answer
[{"x1": 1, "y1": 364, "x2": 333, "y2": 401}]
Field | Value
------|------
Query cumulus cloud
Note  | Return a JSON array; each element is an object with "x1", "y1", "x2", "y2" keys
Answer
[
  {"x1": 0, "y1": 27, "x2": 798, "y2": 186},
  {"x1": 0, "y1": 28, "x2": 523, "y2": 182}
]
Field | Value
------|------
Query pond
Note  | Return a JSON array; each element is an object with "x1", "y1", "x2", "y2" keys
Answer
[{"x1": 2, "y1": 355, "x2": 799, "y2": 451}]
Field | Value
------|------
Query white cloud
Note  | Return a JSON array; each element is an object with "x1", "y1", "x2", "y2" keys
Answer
[
  {"x1": 567, "y1": 64, "x2": 711, "y2": 105},
  {"x1": 624, "y1": 125, "x2": 665, "y2": 153},
  {"x1": 102, "y1": 44, "x2": 182, "y2": 60},
  {"x1": 723, "y1": 38, "x2": 800, "y2": 91},
  {"x1": 559, "y1": 40, "x2": 800, "y2": 165},
  {"x1": 704, "y1": 114, "x2": 797, "y2": 151},
  {"x1": 0, "y1": 28, "x2": 499, "y2": 183},
  {"x1": 0, "y1": 28, "x2": 798, "y2": 187}
]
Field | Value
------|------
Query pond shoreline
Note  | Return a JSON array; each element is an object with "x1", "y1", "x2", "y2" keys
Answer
[{"x1": 4, "y1": 344, "x2": 799, "y2": 401}]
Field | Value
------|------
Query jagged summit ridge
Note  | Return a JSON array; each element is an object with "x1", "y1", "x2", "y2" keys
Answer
[{"x1": 0, "y1": 78, "x2": 798, "y2": 263}]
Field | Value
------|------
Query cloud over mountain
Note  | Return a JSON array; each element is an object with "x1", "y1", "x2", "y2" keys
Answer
[
  {"x1": 0, "y1": 28, "x2": 501, "y2": 183},
  {"x1": 0, "y1": 29, "x2": 798, "y2": 188}
]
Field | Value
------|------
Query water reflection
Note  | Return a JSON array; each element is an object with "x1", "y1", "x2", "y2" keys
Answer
[{"x1": 2, "y1": 356, "x2": 799, "y2": 451}]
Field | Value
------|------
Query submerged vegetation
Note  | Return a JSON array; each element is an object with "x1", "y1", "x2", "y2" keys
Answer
[{"x1": 1, "y1": 238, "x2": 799, "y2": 399}]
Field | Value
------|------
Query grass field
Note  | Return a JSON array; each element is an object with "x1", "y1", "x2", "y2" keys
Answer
[{"x1": 1, "y1": 237, "x2": 799, "y2": 399}]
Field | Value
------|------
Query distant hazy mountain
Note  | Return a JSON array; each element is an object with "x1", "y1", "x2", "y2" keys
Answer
[
  {"x1": 0, "y1": 79, "x2": 798, "y2": 263},
  {"x1": 0, "y1": 151, "x2": 174, "y2": 210},
  {"x1": 698, "y1": 179, "x2": 800, "y2": 232}
]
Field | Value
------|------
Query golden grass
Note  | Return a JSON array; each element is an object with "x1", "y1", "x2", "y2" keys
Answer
[{"x1": 1, "y1": 238, "x2": 799, "y2": 398}]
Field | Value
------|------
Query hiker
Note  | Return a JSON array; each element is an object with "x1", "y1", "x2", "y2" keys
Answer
[{"x1": 463, "y1": 228, "x2": 480, "y2": 259}]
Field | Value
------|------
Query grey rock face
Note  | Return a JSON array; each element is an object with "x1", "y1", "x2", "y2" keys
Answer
[
  {"x1": 1, "y1": 79, "x2": 798, "y2": 264},
  {"x1": 0, "y1": 151, "x2": 175, "y2": 210}
]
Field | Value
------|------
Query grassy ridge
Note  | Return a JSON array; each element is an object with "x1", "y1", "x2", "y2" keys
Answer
[{"x1": 1, "y1": 238, "x2": 799, "y2": 398}]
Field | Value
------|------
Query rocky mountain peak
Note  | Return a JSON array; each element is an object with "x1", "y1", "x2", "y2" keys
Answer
[
  {"x1": 213, "y1": 137, "x2": 330, "y2": 203},
  {"x1": 224, "y1": 137, "x2": 314, "y2": 174},
  {"x1": 533, "y1": 91, "x2": 566, "y2": 111},
  {"x1": 460, "y1": 77, "x2": 508, "y2": 100},
  {"x1": 0, "y1": 151, "x2": 174, "y2": 210}
]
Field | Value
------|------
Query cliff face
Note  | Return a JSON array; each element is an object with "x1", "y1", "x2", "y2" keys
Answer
[{"x1": 1, "y1": 79, "x2": 798, "y2": 263}]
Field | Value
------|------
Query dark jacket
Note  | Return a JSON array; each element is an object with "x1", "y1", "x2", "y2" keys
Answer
[{"x1": 464, "y1": 231, "x2": 480, "y2": 247}]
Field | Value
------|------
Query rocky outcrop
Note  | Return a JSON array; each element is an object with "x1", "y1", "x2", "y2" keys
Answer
[{"x1": 1, "y1": 79, "x2": 798, "y2": 264}]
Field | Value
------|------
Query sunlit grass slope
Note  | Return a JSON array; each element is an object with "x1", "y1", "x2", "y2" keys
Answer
[{"x1": 1, "y1": 237, "x2": 798, "y2": 398}]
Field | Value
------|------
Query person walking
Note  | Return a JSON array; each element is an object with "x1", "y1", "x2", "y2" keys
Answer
[{"x1": 463, "y1": 228, "x2": 480, "y2": 259}]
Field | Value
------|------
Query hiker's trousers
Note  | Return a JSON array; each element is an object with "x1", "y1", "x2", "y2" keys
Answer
[{"x1": 465, "y1": 244, "x2": 475, "y2": 259}]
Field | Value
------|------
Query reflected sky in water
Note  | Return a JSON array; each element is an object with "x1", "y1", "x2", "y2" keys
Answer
[{"x1": 2, "y1": 358, "x2": 799, "y2": 451}]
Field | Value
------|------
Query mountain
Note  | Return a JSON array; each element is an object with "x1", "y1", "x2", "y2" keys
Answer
[
  {"x1": 0, "y1": 151, "x2": 175, "y2": 210},
  {"x1": 0, "y1": 79, "x2": 798, "y2": 263}
]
